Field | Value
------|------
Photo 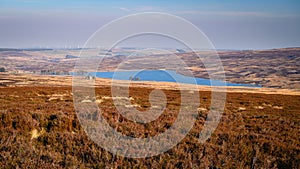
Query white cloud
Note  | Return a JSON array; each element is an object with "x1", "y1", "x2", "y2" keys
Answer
[
  {"x1": 117, "y1": 6, "x2": 163, "y2": 13},
  {"x1": 176, "y1": 10, "x2": 299, "y2": 18},
  {"x1": 135, "y1": 6, "x2": 163, "y2": 12},
  {"x1": 119, "y1": 7, "x2": 130, "y2": 12}
]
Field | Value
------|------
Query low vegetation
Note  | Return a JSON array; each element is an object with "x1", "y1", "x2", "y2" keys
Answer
[
  {"x1": 0, "y1": 86, "x2": 299, "y2": 168},
  {"x1": 0, "y1": 67, "x2": 5, "y2": 72}
]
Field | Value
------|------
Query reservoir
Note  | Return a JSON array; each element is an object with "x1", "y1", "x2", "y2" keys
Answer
[{"x1": 89, "y1": 70, "x2": 259, "y2": 87}]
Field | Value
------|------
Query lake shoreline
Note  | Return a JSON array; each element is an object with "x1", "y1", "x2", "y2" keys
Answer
[
  {"x1": 81, "y1": 70, "x2": 261, "y2": 88},
  {"x1": 1, "y1": 73, "x2": 299, "y2": 95}
]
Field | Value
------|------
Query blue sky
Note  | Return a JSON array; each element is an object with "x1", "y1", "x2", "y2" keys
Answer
[{"x1": 0, "y1": 0, "x2": 299, "y2": 49}]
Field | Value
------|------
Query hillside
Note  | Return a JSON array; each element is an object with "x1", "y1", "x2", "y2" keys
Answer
[
  {"x1": 0, "y1": 48, "x2": 299, "y2": 89},
  {"x1": 0, "y1": 85, "x2": 299, "y2": 168}
]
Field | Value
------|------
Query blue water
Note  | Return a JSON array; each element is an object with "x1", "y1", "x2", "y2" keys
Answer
[{"x1": 85, "y1": 70, "x2": 259, "y2": 87}]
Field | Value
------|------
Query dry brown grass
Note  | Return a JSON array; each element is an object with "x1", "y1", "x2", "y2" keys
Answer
[{"x1": 0, "y1": 86, "x2": 299, "y2": 168}]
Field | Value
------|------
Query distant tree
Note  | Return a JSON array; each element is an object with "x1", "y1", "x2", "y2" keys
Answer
[
  {"x1": 132, "y1": 76, "x2": 140, "y2": 81},
  {"x1": 0, "y1": 67, "x2": 6, "y2": 72},
  {"x1": 41, "y1": 70, "x2": 46, "y2": 75}
]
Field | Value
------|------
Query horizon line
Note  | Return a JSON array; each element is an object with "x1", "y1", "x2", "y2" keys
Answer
[{"x1": 0, "y1": 46, "x2": 300, "y2": 51}]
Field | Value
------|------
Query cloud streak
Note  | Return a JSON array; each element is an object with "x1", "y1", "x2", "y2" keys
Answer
[
  {"x1": 176, "y1": 10, "x2": 300, "y2": 18},
  {"x1": 117, "y1": 6, "x2": 164, "y2": 12},
  {"x1": 119, "y1": 7, "x2": 130, "y2": 12}
]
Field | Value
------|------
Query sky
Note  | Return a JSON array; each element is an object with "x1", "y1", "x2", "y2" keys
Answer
[{"x1": 0, "y1": 0, "x2": 299, "y2": 49}]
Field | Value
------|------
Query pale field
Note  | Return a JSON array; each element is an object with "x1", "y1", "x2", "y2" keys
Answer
[{"x1": 1, "y1": 73, "x2": 299, "y2": 96}]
